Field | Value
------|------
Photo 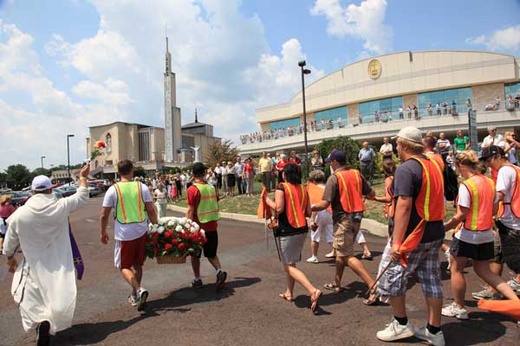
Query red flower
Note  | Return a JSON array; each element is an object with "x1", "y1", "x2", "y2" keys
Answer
[
  {"x1": 178, "y1": 243, "x2": 185, "y2": 250},
  {"x1": 164, "y1": 243, "x2": 173, "y2": 250},
  {"x1": 164, "y1": 230, "x2": 173, "y2": 238},
  {"x1": 172, "y1": 238, "x2": 178, "y2": 245},
  {"x1": 94, "y1": 140, "x2": 106, "y2": 149}
]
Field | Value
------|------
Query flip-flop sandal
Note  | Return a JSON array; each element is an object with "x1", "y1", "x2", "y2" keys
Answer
[
  {"x1": 278, "y1": 293, "x2": 295, "y2": 302},
  {"x1": 323, "y1": 283, "x2": 344, "y2": 293},
  {"x1": 311, "y1": 289, "x2": 322, "y2": 314},
  {"x1": 363, "y1": 290, "x2": 381, "y2": 306}
]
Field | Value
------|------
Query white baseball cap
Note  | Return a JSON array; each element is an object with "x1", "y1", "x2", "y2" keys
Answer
[{"x1": 31, "y1": 175, "x2": 53, "y2": 191}]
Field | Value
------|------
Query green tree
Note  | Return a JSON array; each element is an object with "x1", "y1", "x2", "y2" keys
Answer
[
  {"x1": 314, "y1": 136, "x2": 362, "y2": 178},
  {"x1": 204, "y1": 139, "x2": 239, "y2": 168},
  {"x1": 3, "y1": 164, "x2": 33, "y2": 189}
]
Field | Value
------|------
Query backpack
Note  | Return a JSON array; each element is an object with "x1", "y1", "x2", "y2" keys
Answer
[{"x1": 443, "y1": 158, "x2": 458, "y2": 201}]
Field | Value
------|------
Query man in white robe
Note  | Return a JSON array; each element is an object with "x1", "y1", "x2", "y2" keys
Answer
[{"x1": 3, "y1": 165, "x2": 90, "y2": 345}]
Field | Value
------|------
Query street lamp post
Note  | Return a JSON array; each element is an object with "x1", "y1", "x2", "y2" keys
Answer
[
  {"x1": 298, "y1": 60, "x2": 311, "y2": 159},
  {"x1": 40, "y1": 155, "x2": 46, "y2": 173},
  {"x1": 67, "y1": 134, "x2": 75, "y2": 182}
]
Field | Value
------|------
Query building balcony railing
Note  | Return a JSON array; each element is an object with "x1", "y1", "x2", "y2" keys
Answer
[{"x1": 239, "y1": 108, "x2": 519, "y2": 155}]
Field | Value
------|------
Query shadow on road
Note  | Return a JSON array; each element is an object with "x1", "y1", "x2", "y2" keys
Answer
[
  {"x1": 52, "y1": 315, "x2": 147, "y2": 345},
  {"x1": 145, "y1": 276, "x2": 261, "y2": 315},
  {"x1": 49, "y1": 277, "x2": 261, "y2": 345},
  {"x1": 443, "y1": 312, "x2": 517, "y2": 345}
]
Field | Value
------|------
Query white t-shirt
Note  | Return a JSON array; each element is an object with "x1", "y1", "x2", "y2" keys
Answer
[
  {"x1": 482, "y1": 134, "x2": 504, "y2": 148},
  {"x1": 154, "y1": 188, "x2": 167, "y2": 205},
  {"x1": 103, "y1": 182, "x2": 153, "y2": 241},
  {"x1": 379, "y1": 143, "x2": 393, "y2": 155},
  {"x1": 496, "y1": 165, "x2": 520, "y2": 229},
  {"x1": 454, "y1": 183, "x2": 496, "y2": 244}
]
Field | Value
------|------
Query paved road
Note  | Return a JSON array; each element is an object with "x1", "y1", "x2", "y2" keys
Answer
[{"x1": 1, "y1": 197, "x2": 519, "y2": 345}]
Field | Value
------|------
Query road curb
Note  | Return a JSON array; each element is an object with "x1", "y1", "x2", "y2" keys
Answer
[{"x1": 167, "y1": 204, "x2": 389, "y2": 238}]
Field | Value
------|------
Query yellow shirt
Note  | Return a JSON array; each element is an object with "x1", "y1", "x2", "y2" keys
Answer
[{"x1": 258, "y1": 157, "x2": 272, "y2": 173}]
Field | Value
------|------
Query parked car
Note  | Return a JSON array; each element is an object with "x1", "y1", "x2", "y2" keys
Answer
[
  {"x1": 9, "y1": 191, "x2": 31, "y2": 206},
  {"x1": 55, "y1": 186, "x2": 77, "y2": 197},
  {"x1": 88, "y1": 184, "x2": 103, "y2": 198}
]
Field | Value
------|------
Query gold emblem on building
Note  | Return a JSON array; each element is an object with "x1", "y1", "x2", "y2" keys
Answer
[{"x1": 368, "y1": 59, "x2": 382, "y2": 80}]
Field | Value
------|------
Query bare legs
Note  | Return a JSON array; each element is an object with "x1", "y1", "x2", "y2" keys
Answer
[
  {"x1": 450, "y1": 255, "x2": 519, "y2": 309},
  {"x1": 121, "y1": 265, "x2": 142, "y2": 295},
  {"x1": 282, "y1": 263, "x2": 319, "y2": 300}
]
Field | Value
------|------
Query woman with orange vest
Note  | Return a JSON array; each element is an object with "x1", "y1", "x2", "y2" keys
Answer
[
  {"x1": 265, "y1": 163, "x2": 322, "y2": 314},
  {"x1": 442, "y1": 150, "x2": 519, "y2": 320}
]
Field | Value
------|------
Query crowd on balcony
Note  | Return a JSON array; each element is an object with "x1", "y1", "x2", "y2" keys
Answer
[{"x1": 240, "y1": 97, "x2": 519, "y2": 145}]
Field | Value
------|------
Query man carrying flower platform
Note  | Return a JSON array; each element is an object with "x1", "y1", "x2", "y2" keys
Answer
[
  {"x1": 187, "y1": 162, "x2": 227, "y2": 292},
  {"x1": 100, "y1": 159, "x2": 158, "y2": 311}
]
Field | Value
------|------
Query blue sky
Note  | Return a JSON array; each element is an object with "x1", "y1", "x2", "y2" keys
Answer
[{"x1": 0, "y1": 0, "x2": 519, "y2": 170}]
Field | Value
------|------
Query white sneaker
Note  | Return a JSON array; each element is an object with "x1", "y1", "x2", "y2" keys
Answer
[
  {"x1": 441, "y1": 302, "x2": 469, "y2": 320},
  {"x1": 376, "y1": 318, "x2": 415, "y2": 341},
  {"x1": 127, "y1": 294, "x2": 138, "y2": 307},
  {"x1": 306, "y1": 256, "x2": 319, "y2": 263},
  {"x1": 471, "y1": 288, "x2": 502, "y2": 300},
  {"x1": 507, "y1": 278, "x2": 520, "y2": 293},
  {"x1": 444, "y1": 249, "x2": 451, "y2": 271},
  {"x1": 136, "y1": 287, "x2": 149, "y2": 311},
  {"x1": 415, "y1": 326, "x2": 445, "y2": 346}
]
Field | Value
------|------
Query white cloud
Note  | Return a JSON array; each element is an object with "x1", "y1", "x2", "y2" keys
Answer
[
  {"x1": 310, "y1": 0, "x2": 392, "y2": 55},
  {"x1": 0, "y1": 1, "x2": 320, "y2": 169},
  {"x1": 466, "y1": 25, "x2": 520, "y2": 53}
]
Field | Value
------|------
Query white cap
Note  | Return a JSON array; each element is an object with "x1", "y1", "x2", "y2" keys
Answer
[
  {"x1": 31, "y1": 175, "x2": 52, "y2": 191},
  {"x1": 392, "y1": 126, "x2": 423, "y2": 144}
]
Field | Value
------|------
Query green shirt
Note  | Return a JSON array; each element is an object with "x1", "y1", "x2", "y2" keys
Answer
[{"x1": 454, "y1": 136, "x2": 469, "y2": 151}]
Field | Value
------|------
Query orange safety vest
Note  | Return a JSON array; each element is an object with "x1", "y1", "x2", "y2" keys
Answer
[
  {"x1": 425, "y1": 152, "x2": 445, "y2": 171},
  {"x1": 335, "y1": 169, "x2": 365, "y2": 213},
  {"x1": 410, "y1": 156, "x2": 445, "y2": 221},
  {"x1": 460, "y1": 174, "x2": 495, "y2": 231},
  {"x1": 307, "y1": 182, "x2": 332, "y2": 214},
  {"x1": 498, "y1": 164, "x2": 520, "y2": 218},
  {"x1": 281, "y1": 182, "x2": 308, "y2": 229},
  {"x1": 384, "y1": 176, "x2": 395, "y2": 219}
]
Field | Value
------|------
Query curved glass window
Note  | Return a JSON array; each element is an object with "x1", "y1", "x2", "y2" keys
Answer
[
  {"x1": 269, "y1": 118, "x2": 300, "y2": 131},
  {"x1": 359, "y1": 96, "x2": 403, "y2": 123},
  {"x1": 314, "y1": 106, "x2": 348, "y2": 129},
  {"x1": 418, "y1": 87, "x2": 472, "y2": 116}
]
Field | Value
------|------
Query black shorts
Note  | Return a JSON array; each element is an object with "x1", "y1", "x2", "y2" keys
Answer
[
  {"x1": 450, "y1": 237, "x2": 494, "y2": 261},
  {"x1": 198, "y1": 231, "x2": 218, "y2": 259}
]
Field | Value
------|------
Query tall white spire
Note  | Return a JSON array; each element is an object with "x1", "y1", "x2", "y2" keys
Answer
[{"x1": 164, "y1": 34, "x2": 181, "y2": 162}]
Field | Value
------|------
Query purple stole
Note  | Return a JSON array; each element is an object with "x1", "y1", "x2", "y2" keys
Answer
[{"x1": 69, "y1": 222, "x2": 84, "y2": 280}]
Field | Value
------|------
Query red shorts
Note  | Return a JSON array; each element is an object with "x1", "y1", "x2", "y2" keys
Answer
[{"x1": 118, "y1": 234, "x2": 147, "y2": 269}]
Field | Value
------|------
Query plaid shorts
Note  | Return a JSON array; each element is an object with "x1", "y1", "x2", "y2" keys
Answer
[{"x1": 378, "y1": 239, "x2": 443, "y2": 298}]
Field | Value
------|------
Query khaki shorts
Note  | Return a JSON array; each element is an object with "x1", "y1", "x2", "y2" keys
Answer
[{"x1": 333, "y1": 214, "x2": 360, "y2": 257}]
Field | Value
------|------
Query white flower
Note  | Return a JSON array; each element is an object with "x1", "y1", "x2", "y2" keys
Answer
[
  {"x1": 175, "y1": 225, "x2": 183, "y2": 232},
  {"x1": 178, "y1": 217, "x2": 186, "y2": 225},
  {"x1": 190, "y1": 226, "x2": 197, "y2": 233},
  {"x1": 200, "y1": 229, "x2": 206, "y2": 236},
  {"x1": 193, "y1": 223, "x2": 200, "y2": 231},
  {"x1": 157, "y1": 226, "x2": 165, "y2": 234},
  {"x1": 168, "y1": 220, "x2": 175, "y2": 227},
  {"x1": 158, "y1": 219, "x2": 165, "y2": 225}
]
